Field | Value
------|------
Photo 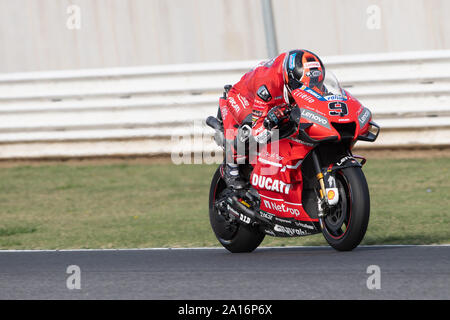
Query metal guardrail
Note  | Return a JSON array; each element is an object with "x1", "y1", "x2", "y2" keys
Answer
[{"x1": 0, "y1": 50, "x2": 449, "y2": 159}]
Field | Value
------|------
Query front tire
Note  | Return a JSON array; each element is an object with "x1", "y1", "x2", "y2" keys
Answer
[
  {"x1": 321, "y1": 166, "x2": 370, "y2": 251},
  {"x1": 209, "y1": 166, "x2": 265, "y2": 253}
]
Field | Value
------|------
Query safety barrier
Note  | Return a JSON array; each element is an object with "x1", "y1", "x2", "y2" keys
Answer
[{"x1": 0, "y1": 50, "x2": 449, "y2": 159}]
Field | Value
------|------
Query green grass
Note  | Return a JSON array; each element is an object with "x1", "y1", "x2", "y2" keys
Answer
[{"x1": 0, "y1": 157, "x2": 449, "y2": 249}]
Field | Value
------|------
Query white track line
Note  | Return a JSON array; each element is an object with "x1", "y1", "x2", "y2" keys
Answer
[{"x1": 0, "y1": 244, "x2": 449, "y2": 253}]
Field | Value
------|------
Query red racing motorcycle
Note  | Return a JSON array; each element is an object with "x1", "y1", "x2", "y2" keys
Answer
[{"x1": 207, "y1": 72, "x2": 380, "y2": 252}]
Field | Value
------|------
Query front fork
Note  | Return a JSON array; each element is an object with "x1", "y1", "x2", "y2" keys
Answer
[
  {"x1": 310, "y1": 150, "x2": 339, "y2": 229},
  {"x1": 311, "y1": 151, "x2": 326, "y2": 221}
]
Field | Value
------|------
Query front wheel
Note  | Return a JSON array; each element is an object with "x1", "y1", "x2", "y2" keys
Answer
[
  {"x1": 321, "y1": 166, "x2": 370, "y2": 251},
  {"x1": 209, "y1": 166, "x2": 265, "y2": 253}
]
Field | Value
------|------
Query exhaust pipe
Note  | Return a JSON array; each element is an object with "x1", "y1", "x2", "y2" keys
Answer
[{"x1": 227, "y1": 196, "x2": 271, "y2": 226}]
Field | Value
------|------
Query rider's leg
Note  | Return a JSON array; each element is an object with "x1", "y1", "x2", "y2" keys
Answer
[{"x1": 221, "y1": 89, "x2": 252, "y2": 190}]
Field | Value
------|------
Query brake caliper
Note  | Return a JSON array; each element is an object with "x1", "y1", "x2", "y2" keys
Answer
[{"x1": 323, "y1": 171, "x2": 339, "y2": 206}]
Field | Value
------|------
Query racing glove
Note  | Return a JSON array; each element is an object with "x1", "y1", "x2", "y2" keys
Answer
[{"x1": 263, "y1": 105, "x2": 290, "y2": 130}]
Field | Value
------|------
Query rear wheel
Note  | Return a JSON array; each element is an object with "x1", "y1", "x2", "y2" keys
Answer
[
  {"x1": 321, "y1": 166, "x2": 370, "y2": 251},
  {"x1": 209, "y1": 166, "x2": 265, "y2": 253}
]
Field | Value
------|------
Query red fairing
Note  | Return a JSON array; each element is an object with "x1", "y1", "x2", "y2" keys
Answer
[
  {"x1": 250, "y1": 139, "x2": 317, "y2": 222},
  {"x1": 291, "y1": 87, "x2": 372, "y2": 144},
  {"x1": 248, "y1": 84, "x2": 371, "y2": 222}
]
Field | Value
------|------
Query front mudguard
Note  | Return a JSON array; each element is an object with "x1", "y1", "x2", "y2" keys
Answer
[{"x1": 325, "y1": 155, "x2": 363, "y2": 173}]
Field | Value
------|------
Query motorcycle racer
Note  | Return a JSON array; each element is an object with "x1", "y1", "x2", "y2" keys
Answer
[{"x1": 221, "y1": 49, "x2": 326, "y2": 189}]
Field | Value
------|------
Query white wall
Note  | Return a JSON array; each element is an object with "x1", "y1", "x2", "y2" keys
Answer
[
  {"x1": 274, "y1": 0, "x2": 450, "y2": 56},
  {"x1": 0, "y1": 0, "x2": 449, "y2": 73}
]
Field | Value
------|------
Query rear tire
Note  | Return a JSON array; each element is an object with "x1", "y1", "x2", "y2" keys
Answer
[
  {"x1": 321, "y1": 166, "x2": 370, "y2": 251},
  {"x1": 209, "y1": 166, "x2": 265, "y2": 253}
]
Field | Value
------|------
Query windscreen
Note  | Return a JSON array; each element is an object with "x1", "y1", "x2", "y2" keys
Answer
[{"x1": 322, "y1": 71, "x2": 346, "y2": 100}]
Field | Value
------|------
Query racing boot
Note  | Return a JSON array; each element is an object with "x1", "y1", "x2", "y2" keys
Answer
[{"x1": 222, "y1": 163, "x2": 246, "y2": 190}]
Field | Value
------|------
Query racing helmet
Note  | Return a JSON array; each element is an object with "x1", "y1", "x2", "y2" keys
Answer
[{"x1": 282, "y1": 49, "x2": 325, "y2": 103}]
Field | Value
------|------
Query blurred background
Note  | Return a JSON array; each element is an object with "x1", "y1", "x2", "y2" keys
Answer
[
  {"x1": 0, "y1": 0, "x2": 448, "y2": 159},
  {"x1": 0, "y1": 0, "x2": 449, "y2": 159},
  {"x1": 0, "y1": 0, "x2": 449, "y2": 250},
  {"x1": 1, "y1": 0, "x2": 449, "y2": 71}
]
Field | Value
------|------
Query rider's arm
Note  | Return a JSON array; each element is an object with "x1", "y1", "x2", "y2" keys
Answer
[
  {"x1": 250, "y1": 76, "x2": 287, "y2": 144},
  {"x1": 251, "y1": 106, "x2": 272, "y2": 144},
  {"x1": 251, "y1": 100, "x2": 289, "y2": 144}
]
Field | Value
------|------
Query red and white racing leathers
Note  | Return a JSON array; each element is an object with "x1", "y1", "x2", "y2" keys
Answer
[{"x1": 219, "y1": 52, "x2": 288, "y2": 161}]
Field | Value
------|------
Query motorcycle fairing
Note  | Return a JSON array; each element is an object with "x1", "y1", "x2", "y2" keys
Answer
[
  {"x1": 248, "y1": 83, "x2": 374, "y2": 236},
  {"x1": 250, "y1": 139, "x2": 319, "y2": 225}
]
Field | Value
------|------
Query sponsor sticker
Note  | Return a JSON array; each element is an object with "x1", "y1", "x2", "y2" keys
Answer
[
  {"x1": 301, "y1": 86, "x2": 324, "y2": 100},
  {"x1": 274, "y1": 224, "x2": 307, "y2": 236},
  {"x1": 307, "y1": 70, "x2": 322, "y2": 77},
  {"x1": 228, "y1": 97, "x2": 240, "y2": 113},
  {"x1": 275, "y1": 217, "x2": 292, "y2": 224},
  {"x1": 294, "y1": 221, "x2": 315, "y2": 230},
  {"x1": 324, "y1": 94, "x2": 346, "y2": 101},
  {"x1": 327, "y1": 190, "x2": 335, "y2": 200},
  {"x1": 358, "y1": 108, "x2": 371, "y2": 127},
  {"x1": 259, "y1": 150, "x2": 283, "y2": 162},
  {"x1": 300, "y1": 108, "x2": 331, "y2": 129},
  {"x1": 336, "y1": 156, "x2": 354, "y2": 166},
  {"x1": 326, "y1": 188, "x2": 339, "y2": 206},
  {"x1": 260, "y1": 211, "x2": 274, "y2": 220},
  {"x1": 262, "y1": 199, "x2": 301, "y2": 217},
  {"x1": 251, "y1": 174, "x2": 291, "y2": 195},
  {"x1": 304, "y1": 61, "x2": 321, "y2": 69},
  {"x1": 220, "y1": 105, "x2": 228, "y2": 120},
  {"x1": 292, "y1": 90, "x2": 315, "y2": 103},
  {"x1": 237, "y1": 93, "x2": 250, "y2": 107}
]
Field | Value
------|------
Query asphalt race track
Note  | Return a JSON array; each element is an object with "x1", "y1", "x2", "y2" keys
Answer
[{"x1": 0, "y1": 245, "x2": 448, "y2": 299}]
